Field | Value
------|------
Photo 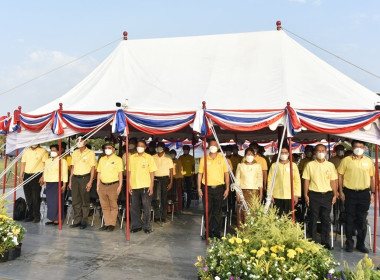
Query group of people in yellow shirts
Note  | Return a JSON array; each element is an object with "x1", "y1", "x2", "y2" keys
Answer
[{"x1": 19, "y1": 137, "x2": 375, "y2": 253}]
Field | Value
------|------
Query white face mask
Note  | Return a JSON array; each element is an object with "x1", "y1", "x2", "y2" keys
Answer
[
  {"x1": 280, "y1": 154, "x2": 288, "y2": 161},
  {"x1": 246, "y1": 155, "x2": 254, "y2": 163},
  {"x1": 77, "y1": 141, "x2": 84, "y2": 148},
  {"x1": 337, "y1": 150, "x2": 344, "y2": 157},
  {"x1": 305, "y1": 151, "x2": 312, "y2": 158},
  {"x1": 353, "y1": 147, "x2": 365, "y2": 156},
  {"x1": 137, "y1": 147, "x2": 145, "y2": 154},
  {"x1": 183, "y1": 150, "x2": 189, "y2": 155},
  {"x1": 105, "y1": 148, "x2": 113, "y2": 156},
  {"x1": 50, "y1": 151, "x2": 58, "y2": 158},
  {"x1": 316, "y1": 152, "x2": 326, "y2": 160},
  {"x1": 156, "y1": 147, "x2": 164, "y2": 153},
  {"x1": 129, "y1": 144, "x2": 136, "y2": 150},
  {"x1": 209, "y1": 146, "x2": 218, "y2": 154},
  {"x1": 226, "y1": 151, "x2": 232, "y2": 156}
]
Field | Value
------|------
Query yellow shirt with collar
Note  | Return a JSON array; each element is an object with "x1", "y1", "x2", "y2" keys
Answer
[
  {"x1": 198, "y1": 153, "x2": 228, "y2": 186},
  {"x1": 230, "y1": 154, "x2": 243, "y2": 174},
  {"x1": 179, "y1": 154, "x2": 195, "y2": 177},
  {"x1": 329, "y1": 156, "x2": 343, "y2": 169},
  {"x1": 235, "y1": 163, "x2": 263, "y2": 190},
  {"x1": 97, "y1": 153, "x2": 124, "y2": 183},
  {"x1": 71, "y1": 148, "x2": 96, "y2": 175},
  {"x1": 129, "y1": 153, "x2": 158, "y2": 189},
  {"x1": 298, "y1": 157, "x2": 312, "y2": 173},
  {"x1": 337, "y1": 155, "x2": 374, "y2": 190},
  {"x1": 302, "y1": 160, "x2": 337, "y2": 192},
  {"x1": 21, "y1": 147, "x2": 48, "y2": 174},
  {"x1": 43, "y1": 158, "x2": 68, "y2": 183},
  {"x1": 153, "y1": 153, "x2": 173, "y2": 177},
  {"x1": 268, "y1": 162, "x2": 301, "y2": 199},
  {"x1": 173, "y1": 158, "x2": 184, "y2": 179},
  {"x1": 241, "y1": 155, "x2": 268, "y2": 171}
]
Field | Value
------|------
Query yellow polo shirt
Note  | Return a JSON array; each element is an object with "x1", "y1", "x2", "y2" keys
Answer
[
  {"x1": 97, "y1": 154, "x2": 123, "y2": 183},
  {"x1": 337, "y1": 155, "x2": 374, "y2": 190},
  {"x1": 71, "y1": 148, "x2": 96, "y2": 175},
  {"x1": 230, "y1": 155, "x2": 243, "y2": 174},
  {"x1": 298, "y1": 157, "x2": 312, "y2": 173},
  {"x1": 21, "y1": 147, "x2": 48, "y2": 174},
  {"x1": 179, "y1": 154, "x2": 195, "y2": 177},
  {"x1": 153, "y1": 154, "x2": 173, "y2": 177},
  {"x1": 129, "y1": 153, "x2": 157, "y2": 189},
  {"x1": 235, "y1": 163, "x2": 263, "y2": 190},
  {"x1": 43, "y1": 158, "x2": 68, "y2": 183},
  {"x1": 122, "y1": 152, "x2": 136, "y2": 166},
  {"x1": 64, "y1": 155, "x2": 72, "y2": 168},
  {"x1": 329, "y1": 156, "x2": 343, "y2": 169},
  {"x1": 302, "y1": 160, "x2": 337, "y2": 192},
  {"x1": 268, "y1": 162, "x2": 301, "y2": 199},
  {"x1": 173, "y1": 158, "x2": 184, "y2": 179},
  {"x1": 198, "y1": 153, "x2": 228, "y2": 186}
]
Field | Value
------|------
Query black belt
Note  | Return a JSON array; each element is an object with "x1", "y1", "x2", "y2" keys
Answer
[
  {"x1": 155, "y1": 176, "x2": 169, "y2": 178},
  {"x1": 73, "y1": 173, "x2": 90, "y2": 178},
  {"x1": 309, "y1": 190, "x2": 333, "y2": 195},
  {"x1": 344, "y1": 187, "x2": 370, "y2": 193},
  {"x1": 101, "y1": 181, "x2": 119, "y2": 186},
  {"x1": 202, "y1": 184, "x2": 224, "y2": 189}
]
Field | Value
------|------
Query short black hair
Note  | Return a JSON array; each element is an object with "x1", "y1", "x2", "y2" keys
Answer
[
  {"x1": 50, "y1": 144, "x2": 59, "y2": 150},
  {"x1": 244, "y1": 147, "x2": 254, "y2": 156},
  {"x1": 157, "y1": 142, "x2": 165, "y2": 148},
  {"x1": 137, "y1": 140, "x2": 146, "y2": 146},
  {"x1": 280, "y1": 145, "x2": 290, "y2": 152},
  {"x1": 183, "y1": 145, "x2": 190, "y2": 150},
  {"x1": 351, "y1": 139, "x2": 366, "y2": 147}
]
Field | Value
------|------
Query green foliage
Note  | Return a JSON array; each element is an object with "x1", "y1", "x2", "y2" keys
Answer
[
  {"x1": 344, "y1": 255, "x2": 380, "y2": 280},
  {"x1": 195, "y1": 198, "x2": 340, "y2": 280}
]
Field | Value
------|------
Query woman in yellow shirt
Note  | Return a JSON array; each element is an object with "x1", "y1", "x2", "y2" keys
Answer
[
  {"x1": 267, "y1": 146, "x2": 301, "y2": 216},
  {"x1": 43, "y1": 144, "x2": 68, "y2": 226},
  {"x1": 235, "y1": 148, "x2": 263, "y2": 229}
]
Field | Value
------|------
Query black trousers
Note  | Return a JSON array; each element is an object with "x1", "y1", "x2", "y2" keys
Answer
[
  {"x1": 184, "y1": 176, "x2": 193, "y2": 208},
  {"x1": 152, "y1": 176, "x2": 170, "y2": 221},
  {"x1": 202, "y1": 184, "x2": 225, "y2": 238},
  {"x1": 131, "y1": 187, "x2": 152, "y2": 231},
  {"x1": 308, "y1": 191, "x2": 333, "y2": 245},
  {"x1": 274, "y1": 198, "x2": 292, "y2": 216},
  {"x1": 23, "y1": 173, "x2": 42, "y2": 220},
  {"x1": 344, "y1": 188, "x2": 370, "y2": 247}
]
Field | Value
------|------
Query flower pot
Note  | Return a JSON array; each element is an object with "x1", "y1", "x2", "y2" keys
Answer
[
  {"x1": 0, "y1": 251, "x2": 9, "y2": 263},
  {"x1": 8, "y1": 247, "x2": 18, "y2": 261},
  {"x1": 15, "y1": 243, "x2": 22, "y2": 258}
]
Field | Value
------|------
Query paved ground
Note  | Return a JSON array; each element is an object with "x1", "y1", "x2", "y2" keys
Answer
[{"x1": 0, "y1": 192, "x2": 379, "y2": 279}]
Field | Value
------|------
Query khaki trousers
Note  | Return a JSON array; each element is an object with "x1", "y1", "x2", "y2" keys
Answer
[
  {"x1": 236, "y1": 189, "x2": 259, "y2": 230},
  {"x1": 98, "y1": 182, "x2": 119, "y2": 226}
]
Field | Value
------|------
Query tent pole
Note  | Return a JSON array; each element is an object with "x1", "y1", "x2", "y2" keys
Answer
[
  {"x1": 327, "y1": 134, "x2": 331, "y2": 159},
  {"x1": 288, "y1": 137, "x2": 295, "y2": 223},
  {"x1": 13, "y1": 149, "x2": 18, "y2": 218},
  {"x1": 2, "y1": 154, "x2": 7, "y2": 194},
  {"x1": 374, "y1": 145, "x2": 379, "y2": 252},
  {"x1": 203, "y1": 137, "x2": 209, "y2": 245},
  {"x1": 125, "y1": 136, "x2": 130, "y2": 241},
  {"x1": 58, "y1": 138, "x2": 62, "y2": 230}
]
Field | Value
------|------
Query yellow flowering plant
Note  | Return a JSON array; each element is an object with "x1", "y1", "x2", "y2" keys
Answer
[
  {"x1": 195, "y1": 197, "x2": 340, "y2": 280},
  {"x1": 0, "y1": 198, "x2": 26, "y2": 256}
]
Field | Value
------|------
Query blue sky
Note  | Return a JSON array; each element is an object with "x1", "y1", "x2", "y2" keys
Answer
[{"x1": 0, "y1": 0, "x2": 379, "y2": 115}]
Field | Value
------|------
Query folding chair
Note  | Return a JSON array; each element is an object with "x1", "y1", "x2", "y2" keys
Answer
[
  {"x1": 303, "y1": 207, "x2": 334, "y2": 249},
  {"x1": 200, "y1": 214, "x2": 228, "y2": 238}
]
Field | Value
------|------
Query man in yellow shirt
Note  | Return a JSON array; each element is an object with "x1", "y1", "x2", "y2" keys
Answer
[
  {"x1": 303, "y1": 144, "x2": 338, "y2": 250},
  {"x1": 338, "y1": 140, "x2": 375, "y2": 253},
  {"x1": 68, "y1": 137, "x2": 96, "y2": 229},
  {"x1": 20, "y1": 144, "x2": 48, "y2": 223},
  {"x1": 197, "y1": 140, "x2": 230, "y2": 239},
  {"x1": 129, "y1": 140, "x2": 157, "y2": 233},
  {"x1": 329, "y1": 144, "x2": 345, "y2": 169},
  {"x1": 43, "y1": 144, "x2": 68, "y2": 226},
  {"x1": 170, "y1": 149, "x2": 184, "y2": 211},
  {"x1": 97, "y1": 142, "x2": 123, "y2": 232},
  {"x1": 179, "y1": 145, "x2": 195, "y2": 208},
  {"x1": 152, "y1": 142, "x2": 173, "y2": 223},
  {"x1": 267, "y1": 146, "x2": 301, "y2": 216}
]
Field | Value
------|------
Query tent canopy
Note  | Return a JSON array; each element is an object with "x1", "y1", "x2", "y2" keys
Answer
[{"x1": 3, "y1": 29, "x2": 380, "y2": 153}]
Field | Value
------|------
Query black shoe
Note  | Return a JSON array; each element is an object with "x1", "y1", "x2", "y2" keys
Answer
[
  {"x1": 345, "y1": 240, "x2": 354, "y2": 253},
  {"x1": 32, "y1": 219, "x2": 41, "y2": 223},
  {"x1": 162, "y1": 219, "x2": 167, "y2": 223},
  {"x1": 53, "y1": 222, "x2": 59, "y2": 226},
  {"x1": 356, "y1": 246, "x2": 369, "y2": 254},
  {"x1": 130, "y1": 227, "x2": 142, "y2": 233},
  {"x1": 322, "y1": 243, "x2": 333, "y2": 250},
  {"x1": 79, "y1": 223, "x2": 87, "y2": 229},
  {"x1": 99, "y1": 226, "x2": 108, "y2": 231},
  {"x1": 45, "y1": 221, "x2": 54, "y2": 225},
  {"x1": 24, "y1": 217, "x2": 34, "y2": 222},
  {"x1": 144, "y1": 229, "x2": 152, "y2": 234},
  {"x1": 107, "y1": 226, "x2": 115, "y2": 232},
  {"x1": 70, "y1": 223, "x2": 81, "y2": 228}
]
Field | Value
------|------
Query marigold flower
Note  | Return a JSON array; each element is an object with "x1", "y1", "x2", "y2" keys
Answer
[{"x1": 287, "y1": 249, "x2": 297, "y2": 259}]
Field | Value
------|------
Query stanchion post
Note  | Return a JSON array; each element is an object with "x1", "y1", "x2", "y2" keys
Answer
[
  {"x1": 2, "y1": 154, "x2": 8, "y2": 194},
  {"x1": 13, "y1": 149, "x2": 19, "y2": 218},
  {"x1": 125, "y1": 136, "x2": 130, "y2": 241},
  {"x1": 374, "y1": 144, "x2": 379, "y2": 252},
  {"x1": 288, "y1": 138, "x2": 295, "y2": 223},
  {"x1": 58, "y1": 139, "x2": 62, "y2": 230}
]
